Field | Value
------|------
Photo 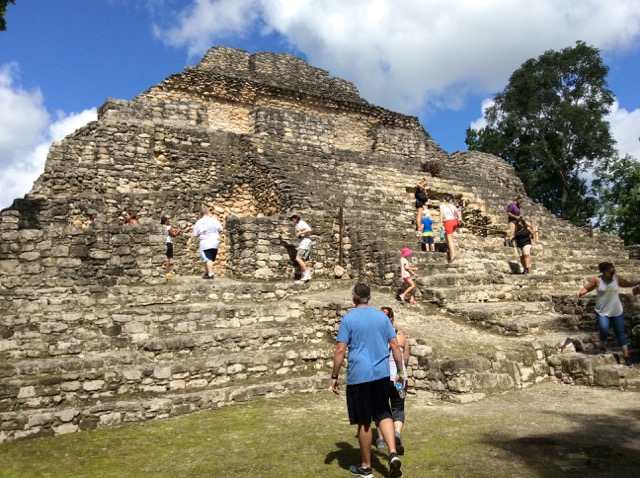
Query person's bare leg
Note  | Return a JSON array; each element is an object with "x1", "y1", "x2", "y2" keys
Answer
[
  {"x1": 378, "y1": 417, "x2": 397, "y2": 454},
  {"x1": 357, "y1": 423, "x2": 373, "y2": 468},
  {"x1": 206, "y1": 260, "x2": 214, "y2": 276},
  {"x1": 295, "y1": 257, "x2": 307, "y2": 275},
  {"x1": 400, "y1": 279, "x2": 415, "y2": 301},
  {"x1": 446, "y1": 233, "x2": 456, "y2": 261},
  {"x1": 394, "y1": 420, "x2": 404, "y2": 434}
]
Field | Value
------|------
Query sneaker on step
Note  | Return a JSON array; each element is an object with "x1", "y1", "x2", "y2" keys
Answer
[
  {"x1": 625, "y1": 356, "x2": 633, "y2": 368},
  {"x1": 349, "y1": 465, "x2": 373, "y2": 478},
  {"x1": 301, "y1": 272, "x2": 311, "y2": 282},
  {"x1": 388, "y1": 452, "x2": 402, "y2": 478},
  {"x1": 394, "y1": 431, "x2": 404, "y2": 455},
  {"x1": 165, "y1": 272, "x2": 176, "y2": 278},
  {"x1": 375, "y1": 437, "x2": 386, "y2": 451},
  {"x1": 203, "y1": 274, "x2": 214, "y2": 280}
]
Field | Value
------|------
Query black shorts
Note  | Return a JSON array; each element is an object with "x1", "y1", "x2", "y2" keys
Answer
[
  {"x1": 200, "y1": 248, "x2": 218, "y2": 263},
  {"x1": 346, "y1": 377, "x2": 392, "y2": 425},
  {"x1": 166, "y1": 243, "x2": 174, "y2": 259}
]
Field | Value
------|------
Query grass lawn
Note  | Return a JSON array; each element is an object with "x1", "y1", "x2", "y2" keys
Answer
[{"x1": 1, "y1": 384, "x2": 639, "y2": 477}]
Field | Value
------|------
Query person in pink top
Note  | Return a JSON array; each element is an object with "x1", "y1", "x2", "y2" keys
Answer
[{"x1": 398, "y1": 248, "x2": 419, "y2": 304}]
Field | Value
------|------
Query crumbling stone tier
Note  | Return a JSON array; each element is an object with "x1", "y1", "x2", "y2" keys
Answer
[{"x1": 1, "y1": 46, "x2": 638, "y2": 443}]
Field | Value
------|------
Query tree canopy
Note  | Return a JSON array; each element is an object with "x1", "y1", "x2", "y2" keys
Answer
[
  {"x1": 595, "y1": 154, "x2": 640, "y2": 245},
  {"x1": 465, "y1": 41, "x2": 616, "y2": 224},
  {"x1": 0, "y1": 0, "x2": 15, "y2": 31}
]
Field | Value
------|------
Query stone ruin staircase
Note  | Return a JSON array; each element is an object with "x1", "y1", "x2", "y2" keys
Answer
[
  {"x1": 238, "y1": 135, "x2": 640, "y2": 398},
  {"x1": 2, "y1": 46, "x2": 640, "y2": 443},
  {"x1": 0, "y1": 278, "x2": 351, "y2": 441}
]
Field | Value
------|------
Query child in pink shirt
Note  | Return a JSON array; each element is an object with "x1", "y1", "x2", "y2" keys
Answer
[{"x1": 399, "y1": 248, "x2": 419, "y2": 304}]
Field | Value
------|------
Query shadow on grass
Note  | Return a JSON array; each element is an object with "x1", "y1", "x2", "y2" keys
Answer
[
  {"x1": 482, "y1": 408, "x2": 640, "y2": 477},
  {"x1": 325, "y1": 440, "x2": 394, "y2": 477}
]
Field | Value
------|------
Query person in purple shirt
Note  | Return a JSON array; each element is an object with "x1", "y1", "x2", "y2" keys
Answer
[{"x1": 505, "y1": 196, "x2": 523, "y2": 246}]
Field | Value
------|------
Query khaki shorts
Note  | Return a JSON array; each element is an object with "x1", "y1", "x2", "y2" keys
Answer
[
  {"x1": 517, "y1": 244, "x2": 532, "y2": 256},
  {"x1": 507, "y1": 222, "x2": 516, "y2": 238}
]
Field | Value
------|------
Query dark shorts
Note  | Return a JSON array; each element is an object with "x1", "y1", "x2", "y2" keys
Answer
[
  {"x1": 422, "y1": 236, "x2": 434, "y2": 245},
  {"x1": 387, "y1": 380, "x2": 406, "y2": 423},
  {"x1": 200, "y1": 248, "x2": 218, "y2": 263},
  {"x1": 166, "y1": 243, "x2": 174, "y2": 259},
  {"x1": 346, "y1": 377, "x2": 392, "y2": 425}
]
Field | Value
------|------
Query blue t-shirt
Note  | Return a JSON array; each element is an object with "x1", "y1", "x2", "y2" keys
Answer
[
  {"x1": 421, "y1": 217, "x2": 433, "y2": 236},
  {"x1": 336, "y1": 306, "x2": 397, "y2": 385}
]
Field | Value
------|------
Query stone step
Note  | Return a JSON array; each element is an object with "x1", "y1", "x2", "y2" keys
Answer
[
  {"x1": 483, "y1": 313, "x2": 575, "y2": 336},
  {"x1": 548, "y1": 351, "x2": 640, "y2": 390},
  {"x1": 0, "y1": 342, "x2": 334, "y2": 412},
  {"x1": 1, "y1": 295, "x2": 339, "y2": 361},
  {"x1": 0, "y1": 277, "x2": 336, "y2": 315},
  {"x1": 0, "y1": 374, "x2": 329, "y2": 442},
  {"x1": 446, "y1": 301, "x2": 555, "y2": 323}
]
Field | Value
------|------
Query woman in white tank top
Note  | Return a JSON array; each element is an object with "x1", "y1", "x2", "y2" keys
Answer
[
  {"x1": 374, "y1": 307, "x2": 411, "y2": 455},
  {"x1": 578, "y1": 262, "x2": 640, "y2": 367}
]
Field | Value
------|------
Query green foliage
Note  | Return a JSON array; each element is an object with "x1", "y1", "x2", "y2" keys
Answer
[
  {"x1": 465, "y1": 41, "x2": 615, "y2": 223},
  {"x1": 0, "y1": 0, "x2": 15, "y2": 31},
  {"x1": 595, "y1": 154, "x2": 640, "y2": 245},
  {"x1": 420, "y1": 159, "x2": 443, "y2": 177}
]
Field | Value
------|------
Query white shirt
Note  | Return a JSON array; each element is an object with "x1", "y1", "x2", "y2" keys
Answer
[
  {"x1": 440, "y1": 203, "x2": 457, "y2": 222},
  {"x1": 192, "y1": 215, "x2": 223, "y2": 251},
  {"x1": 295, "y1": 219, "x2": 312, "y2": 249}
]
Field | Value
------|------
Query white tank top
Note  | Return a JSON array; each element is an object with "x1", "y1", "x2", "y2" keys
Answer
[
  {"x1": 388, "y1": 333, "x2": 407, "y2": 379},
  {"x1": 595, "y1": 274, "x2": 623, "y2": 317}
]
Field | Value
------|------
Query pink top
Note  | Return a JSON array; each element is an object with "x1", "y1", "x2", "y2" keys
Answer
[{"x1": 401, "y1": 257, "x2": 410, "y2": 279}]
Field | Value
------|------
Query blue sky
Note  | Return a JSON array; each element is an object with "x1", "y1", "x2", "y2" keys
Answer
[{"x1": 1, "y1": 0, "x2": 640, "y2": 209}]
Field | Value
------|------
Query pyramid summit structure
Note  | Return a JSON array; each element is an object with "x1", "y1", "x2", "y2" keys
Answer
[{"x1": 0, "y1": 46, "x2": 637, "y2": 443}]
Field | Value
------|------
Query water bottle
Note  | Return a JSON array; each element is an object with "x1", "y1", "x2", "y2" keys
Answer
[
  {"x1": 440, "y1": 228, "x2": 445, "y2": 240},
  {"x1": 395, "y1": 381, "x2": 406, "y2": 399}
]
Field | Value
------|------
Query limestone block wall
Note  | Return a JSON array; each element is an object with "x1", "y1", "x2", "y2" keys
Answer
[
  {"x1": 0, "y1": 221, "x2": 164, "y2": 292},
  {"x1": 448, "y1": 150, "x2": 526, "y2": 194},
  {"x1": 97, "y1": 97, "x2": 209, "y2": 129},
  {"x1": 196, "y1": 46, "x2": 362, "y2": 102},
  {"x1": 226, "y1": 212, "x2": 350, "y2": 280},
  {"x1": 251, "y1": 107, "x2": 335, "y2": 151}
]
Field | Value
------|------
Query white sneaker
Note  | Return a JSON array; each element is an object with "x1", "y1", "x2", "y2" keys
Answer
[{"x1": 302, "y1": 272, "x2": 311, "y2": 282}]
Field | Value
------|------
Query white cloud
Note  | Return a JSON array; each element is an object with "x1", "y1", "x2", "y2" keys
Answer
[
  {"x1": 0, "y1": 63, "x2": 96, "y2": 210},
  {"x1": 153, "y1": 0, "x2": 640, "y2": 114},
  {"x1": 608, "y1": 101, "x2": 640, "y2": 160},
  {"x1": 154, "y1": 0, "x2": 260, "y2": 56},
  {"x1": 0, "y1": 63, "x2": 49, "y2": 164},
  {"x1": 469, "y1": 99, "x2": 494, "y2": 132}
]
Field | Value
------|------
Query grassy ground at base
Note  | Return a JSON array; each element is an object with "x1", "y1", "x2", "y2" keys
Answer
[{"x1": 1, "y1": 382, "x2": 640, "y2": 477}]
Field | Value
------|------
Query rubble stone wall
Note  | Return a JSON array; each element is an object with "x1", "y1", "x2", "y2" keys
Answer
[{"x1": 0, "y1": 220, "x2": 164, "y2": 291}]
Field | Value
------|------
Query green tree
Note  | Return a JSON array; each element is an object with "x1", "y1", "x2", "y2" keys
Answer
[
  {"x1": 0, "y1": 0, "x2": 15, "y2": 31},
  {"x1": 595, "y1": 154, "x2": 640, "y2": 245},
  {"x1": 465, "y1": 41, "x2": 616, "y2": 224}
]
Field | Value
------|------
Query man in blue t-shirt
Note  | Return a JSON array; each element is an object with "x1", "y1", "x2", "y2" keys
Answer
[{"x1": 331, "y1": 283, "x2": 405, "y2": 478}]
